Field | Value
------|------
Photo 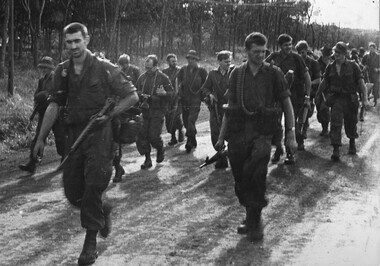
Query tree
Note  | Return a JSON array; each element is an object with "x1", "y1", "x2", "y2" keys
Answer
[{"x1": 0, "y1": 0, "x2": 10, "y2": 78}]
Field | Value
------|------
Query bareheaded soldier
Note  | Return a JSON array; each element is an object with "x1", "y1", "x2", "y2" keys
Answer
[
  {"x1": 215, "y1": 32, "x2": 296, "y2": 241},
  {"x1": 136, "y1": 55, "x2": 173, "y2": 169},
  {"x1": 162, "y1": 53, "x2": 184, "y2": 146},
  {"x1": 201, "y1": 50, "x2": 233, "y2": 168}
]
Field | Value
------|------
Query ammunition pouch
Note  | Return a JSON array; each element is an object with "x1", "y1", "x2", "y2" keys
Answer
[{"x1": 112, "y1": 107, "x2": 143, "y2": 144}]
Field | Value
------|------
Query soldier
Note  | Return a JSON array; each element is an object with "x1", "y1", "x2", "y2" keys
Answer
[
  {"x1": 295, "y1": 40, "x2": 321, "y2": 149},
  {"x1": 178, "y1": 50, "x2": 208, "y2": 153},
  {"x1": 162, "y1": 53, "x2": 184, "y2": 146},
  {"x1": 362, "y1": 42, "x2": 380, "y2": 106},
  {"x1": 19, "y1": 56, "x2": 65, "y2": 174},
  {"x1": 111, "y1": 54, "x2": 142, "y2": 183},
  {"x1": 33, "y1": 22, "x2": 139, "y2": 265},
  {"x1": 201, "y1": 50, "x2": 233, "y2": 168},
  {"x1": 317, "y1": 41, "x2": 370, "y2": 161},
  {"x1": 266, "y1": 34, "x2": 311, "y2": 163},
  {"x1": 215, "y1": 32, "x2": 296, "y2": 241},
  {"x1": 136, "y1": 55, "x2": 173, "y2": 169},
  {"x1": 316, "y1": 46, "x2": 333, "y2": 136},
  {"x1": 117, "y1": 53, "x2": 141, "y2": 85}
]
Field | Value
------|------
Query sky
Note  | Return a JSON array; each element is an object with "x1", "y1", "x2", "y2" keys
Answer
[{"x1": 311, "y1": 0, "x2": 379, "y2": 30}]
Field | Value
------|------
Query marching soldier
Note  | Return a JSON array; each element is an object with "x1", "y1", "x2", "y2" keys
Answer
[
  {"x1": 317, "y1": 42, "x2": 370, "y2": 161},
  {"x1": 136, "y1": 55, "x2": 173, "y2": 169},
  {"x1": 178, "y1": 50, "x2": 208, "y2": 153},
  {"x1": 362, "y1": 42, "x2": 380, "y2": 106},
  {"x1": 201, "y1": 50, "x2": 233, "y2": 168},
  {"x1": 266, "y1": 34, "x2": 312, "y2": 163},
  {"x1": 162, "y1": 53, "x2": 184, "y2": 146},
  {"x1": 215, "y1": 32, "x2": 296, "y2": 241},
  {"x1": 19, "y1": 56, "x2": 65, "y2": 174},
  {"x1": 33, "y1": 23, "x2": 139, "y2": 265}
]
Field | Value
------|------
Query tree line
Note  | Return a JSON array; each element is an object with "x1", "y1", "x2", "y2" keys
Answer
[{"x1": 0, "y1": 0, "x2": 378, "y2": 79}]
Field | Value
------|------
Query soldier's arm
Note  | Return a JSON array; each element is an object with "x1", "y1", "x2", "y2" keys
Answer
[
  {"x1": 32, "y1": 102, "x2": 59, "y2": 159},
  {"x1": 200, "y1": 72, "x2": 213, "y2": 99}
]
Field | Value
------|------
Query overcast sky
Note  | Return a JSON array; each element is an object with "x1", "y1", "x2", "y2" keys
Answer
[{"x1": 311, "y1": 0, "x2": 379, "y2": 30}]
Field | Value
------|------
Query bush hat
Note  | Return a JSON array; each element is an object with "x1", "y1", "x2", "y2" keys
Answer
[
  {"x1": 333, "y1": 42, "x2": 348, "y2": 54},
  {"x1": 37, "y1": 56, "x2": 55, "y2": 69},
  {"x1": 185, "y1": 50, "x2": 200, "y2": 61}
]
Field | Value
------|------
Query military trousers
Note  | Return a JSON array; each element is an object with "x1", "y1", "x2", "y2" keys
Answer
[
  {"x1": 330, "y1": 95, "x2": 359, "y2": 146},
  {"x1": 136, "y1": 115, "x2": 164, "y2": 155},
  {"x1": 63, "y1": 122, "x2": 114, "y2": 231},
  {"x1": 165, "y1": 102, "x2": 183, "y2": 135},
  {"x1": 182, "y1": 104, "x2": 201, "y2": 138},
  {"x1": 228, "y1": 135, "x2": 271, "y2": 210}
]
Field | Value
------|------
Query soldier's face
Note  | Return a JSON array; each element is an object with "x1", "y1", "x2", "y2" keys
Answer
[
  {"x1": 281, "y1": 41, "x2": 293, "y2": 54},
  {"x1": 145, "y1": 59, "x2": 155, "y2": 73},
  {"x1": 168, "y1": 57, "x2": 177, "y2": 68},
  {"x1": 65, "y1": 31, "x2": 89, "y2": 58},
  {"x1": 369, "y1": 46, "x2": 376, "y2": 53},
  {"x1": 187, "y1": 58, "x2": 198, "y2": 68},
  {"x1": 298, "y1": 49, "x2": 308, "y2": 60},
  {"x1": 246, "y1": 44, "x2": 266, "y2": 65},
  {"x1": 219, "y1": 56, "x2": 231, "y2": 71}
]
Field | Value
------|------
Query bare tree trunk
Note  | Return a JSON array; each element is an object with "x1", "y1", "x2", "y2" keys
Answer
[
  {"x1": 8, "y1": 0, "x2": 14, "y2": 96},
  {"x1": 0, "y1": 0, "x2": 10, "y2": 79},
  {"x1": 107, "y1": 0, "x2": 121, "y2": 62}
]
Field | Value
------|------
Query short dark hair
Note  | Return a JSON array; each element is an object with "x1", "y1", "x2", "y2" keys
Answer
[
  {"x1": 277, "y1": 34, "x2": 292, "y2": 45},
  {"x1": 64, "y1": 22, "x2": 88, "y2": 38},
  {"x1": 244, "y1": 32, "x2": 267, "y2": 50},
  {"x1": 146, "y1": 54, "x2": 158, "y2": 67},
  {"x1": 216, "y1": 50, "x2": 232, "y2": 61},
  {"x1": 166, "y1": 53, "x2": 177, "y2": 62},
  {"x1": 295, "y1": 40, "x2": 309, "y2": 52},
  {"x1": 118, "y1": 54, "x2": 130, "y2": 65}
]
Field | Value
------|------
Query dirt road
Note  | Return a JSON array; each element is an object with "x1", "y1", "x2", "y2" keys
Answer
[{"x1": 1, "y1": 107, "x2": 380, "y2": 266}]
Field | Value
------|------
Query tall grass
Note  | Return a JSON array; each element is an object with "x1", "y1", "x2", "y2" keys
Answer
[{"x1": 0, "y1": 65, "x2": 40, "y2": 154}]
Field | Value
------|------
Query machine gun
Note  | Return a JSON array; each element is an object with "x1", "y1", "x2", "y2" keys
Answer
[
  {"x1": 57, "y1": 98, "x2": 115, "y2": 170},
  {"x1": 199, "y1": 147, "x2": 228, "y2": 169}
]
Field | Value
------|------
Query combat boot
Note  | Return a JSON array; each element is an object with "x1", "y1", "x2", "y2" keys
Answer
[
  {"x1": 78, "y1": 230, "x2": 98, "y2": 265},
  {"x1": 331, "y1": 145, "x2": 340, "y2": 161},
  {"x1": 112, "y1": 164, "x2": 125, "y2": 183},
  {"x1": 271, "y1": 146, "x2": 284, "y2": 163},
  {"x1": 156, "y1": 147, "x2": 165, "y2": 163},
  {"x1": 168, "y1": 134, "x2": 178, "y2": 146},
  {"x1": 237, "y1": 208, "x2": 248, "y2": 234},
  {"x1": 178, "y1": 130, "x2": 184, "y2": 142},
  {"x1": 246, "y1": 207, "x2": 264, "y2": 242},
  {"x1": 297, "y1": 140, "x2": 305, "y2": 151},
  {"x1": 348, "y1": 138, "x2": 357, "y2": 155},
  {"x1": 141, "y1": 153, "x2": 152, "y2": 169},
  {"x1": 284, "y1": 147, "x2": 295, "y2": 165},
  {"x1": 320, "y1": 123, "x2": 329, "y2": 136},
  {"x1": 99, "y1": 203, "x2": 112, "y2": 238},
  {"x1": 185, "y1": 138, "x2": 193, "y2": 153},
  {"x1": 19, "y1": 160, "x2": 36, "y2": 174}
]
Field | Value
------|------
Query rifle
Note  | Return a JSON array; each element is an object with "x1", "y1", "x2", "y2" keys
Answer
[
  {"x1": 27, "y1": 104, "x2": 42, "y2": 129},
  {"x1": 57, "y1": 98, "x2": 115, "y2": 170},
  {"x1": 199, "y1": 147, "x2": 228, "y2": 169}
]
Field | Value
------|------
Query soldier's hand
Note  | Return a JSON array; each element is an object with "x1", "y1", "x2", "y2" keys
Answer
[
  {"x1": 363, "y1": 100, "x2": 371, "y2": 111},
  {"x1": 214, "y1": 139, "x2": 224, "y2": 151},
  {"x1": 285, "y1": 130, "x2": 297, "y2": 153},
  {"x1": 33, "y1": 139, "x2": 45, "y2": 161},
  {"x1": 209, "y1": 94, "x2": 217, "y2": 106},
  {"x1": 95, "y1": 115, "x2": 111, "y2": 126},
  {"x1": 156, "y1": 85, "x2": 167, "y2": 96}
]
